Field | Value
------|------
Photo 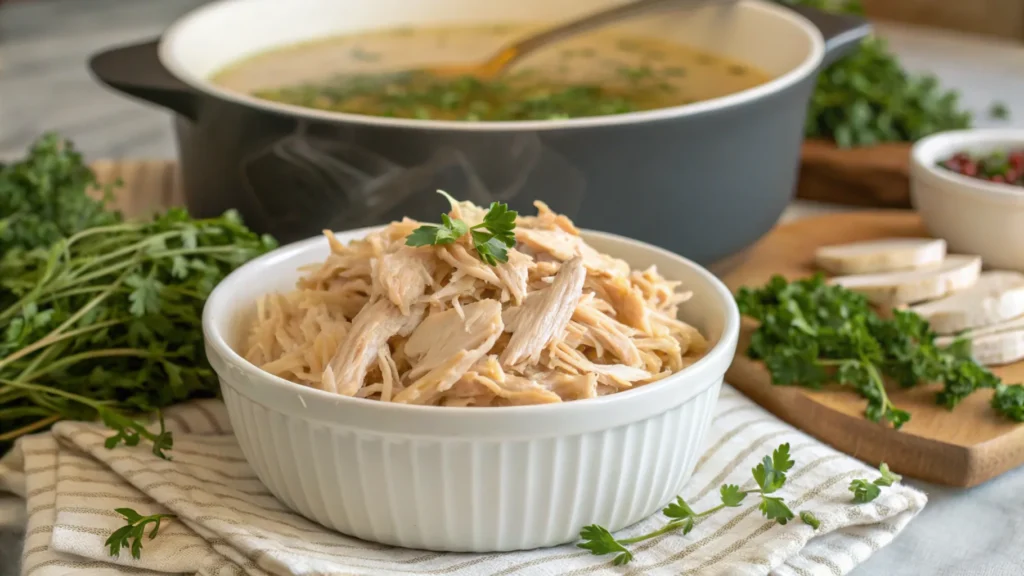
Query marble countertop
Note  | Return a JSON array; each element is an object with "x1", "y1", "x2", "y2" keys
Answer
[{"x1": 2, "y1": 1, "x2": 1024, "y2": 575}]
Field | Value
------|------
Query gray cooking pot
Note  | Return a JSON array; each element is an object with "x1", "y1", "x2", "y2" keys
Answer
[{"x1": 89, "y1": 0, "x2": 868, "y2": 269}]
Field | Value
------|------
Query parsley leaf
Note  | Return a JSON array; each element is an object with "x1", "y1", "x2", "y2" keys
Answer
[
  {"x1": 405, "y1": 191, "x2": 517, "y2": 265},
  {"x1": 577, "y1": 525, "x2": 633, "y2": 565},
  {"x1": 662, "y1": 496, "x2": 696, "y2": 519},
  {"x1": 759, "y1": 496, "x2": 795, "y2": 524},
  {"x1": 720, "y1": 484, "x2": 747, "y2": 507},
  {"x1": 105, "y1": 507, "x2": 177, "y2": 560},
  {"x1": 849, "y1": 479, "x2": 882, "y2": 503}
]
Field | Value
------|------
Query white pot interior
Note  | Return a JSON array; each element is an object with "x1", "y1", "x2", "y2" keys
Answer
[{"x1": 159, "y1": 0, "x2": 822, "y2": 128}]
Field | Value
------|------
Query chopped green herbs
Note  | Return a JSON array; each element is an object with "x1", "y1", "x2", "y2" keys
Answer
[
  {"x1": 787, "y1": 0, "x2": 1010, "y2": 147},
  {"x1": 406, "y1": 190, "x2": 517, "y2": 265},
  {"x1": 993, "y1": 384, "x2": 1024, "y2": 421},
  {"x1": 850, "y1": 462, "x2": 902, "y2": 503},
  {"x1": 578, "y1": 444, "x2": 798, "y2": 565},
  {"x1": 736, "y1": 275, "x2": 1020, "y2": 427},
  {"x1": 799, "y1": 511, "x2": 821, "y2": 529},
  {"x1": 255, "y1": 70, "x2": 657, "y2": 121},
  {"x1": 989, "y1": 101, "x2": 1011, "y2": 120}
]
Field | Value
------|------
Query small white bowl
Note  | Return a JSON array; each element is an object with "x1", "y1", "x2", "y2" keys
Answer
[
  {"x1": 202, "y1": 227, "x2": 740, "y2": 552},
  {"x1": 911, "y1": 129, "x2": 1024, "y2": 271}
]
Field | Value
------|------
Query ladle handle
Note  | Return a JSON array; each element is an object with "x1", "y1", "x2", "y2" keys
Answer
[{"x1": 487, "y1": 0, "x2": 741, "y2": 75}]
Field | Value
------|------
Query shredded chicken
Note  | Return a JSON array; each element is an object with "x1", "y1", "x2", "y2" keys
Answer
[{"x1": 245, "y1": 200, "x2": 708, "y2": 405}]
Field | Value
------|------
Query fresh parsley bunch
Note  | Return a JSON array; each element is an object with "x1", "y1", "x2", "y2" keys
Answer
[
  {"x1": 736, "y1": 274, "x2": 1024, "y2": 427},
  {"x1": 782, "y1": 0, "x2": 1005, "y2": 148},
  {"x1": 0, "y1": 136, "x2": 277, "y2": 456},
  {"x1": 0, "y1": 133, "x2": 120, "y2": 254},
  {"x1": 406, "y1": 190, "x2": 517, "y2": 265},
  {"x1": 578, "y1": 444, "x2": 802, "y2": 565}
]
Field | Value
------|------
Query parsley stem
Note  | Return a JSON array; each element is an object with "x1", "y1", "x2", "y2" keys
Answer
[
  {"x1": 68, "y1": 231, "x2": 178, "y2": 275},
  {"x1": 616, "y1": 501, "x2": 733, "y2": 545},
  {"x1": 0, "y1": 413, "x2": 61, "y2": 442},
  {"x1": 865, "y1": 362, "x2": 896, "y2": 416},
  {"x1": 0, "y1": 378, "x2": 109, "y2": 414},
  {"x1": 0, "y1": 244, "x2": 65, "y2": 324},
  {"x1": 64, "y1": 222, "x2": 143, "y2": 249},
  {"x1": 21, "y1": 348, "x2": 165, "y2": 382},
  {"x1": 617, "y1": 520, "x2": 689, "y2": 545},
  {"x1": 0, "y1": 318, "x2": 127, "y2": 372}
]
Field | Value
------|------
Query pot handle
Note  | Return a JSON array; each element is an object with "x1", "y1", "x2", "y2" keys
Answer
[
  {"x1": 784, "y1": 4, "x2": 872, "y2": 68},
  {"x1": 89, "y1": 38, "x2": 199, "y2": 121}
]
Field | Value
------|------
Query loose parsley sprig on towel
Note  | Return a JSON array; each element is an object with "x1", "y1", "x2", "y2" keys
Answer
[
  {"x1": 105, "y1": 508, "x2": 177, "y2": 560},
  {"x1": 578, "y1": 444, "x2": 797, "y2": 565},
  {"x1": 735, "y1": 274, "x2": 1019, "y2": 428},
  {"x1": 850, "y1": 462, "x2": 902, "y2": 503},
  {"x1": 405, "y1": 190, "x2": 517, "y2": 265}
]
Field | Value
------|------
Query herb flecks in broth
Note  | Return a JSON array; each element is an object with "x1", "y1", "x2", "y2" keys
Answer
[
  {"x1": 214, "y1": 23, "x2": 771, "y2": 122},
  {"x1": 254, "y1": 72, "x2": 642, "y2": 121}
]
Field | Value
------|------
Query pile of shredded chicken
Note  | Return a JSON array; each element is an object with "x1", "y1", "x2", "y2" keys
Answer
[{"x1": 244, "y1": 201, "x2": 709, "y2": 406}]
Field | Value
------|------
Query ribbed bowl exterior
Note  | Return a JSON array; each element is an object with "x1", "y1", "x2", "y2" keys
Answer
[{"x1": 219, "y1": 376, "x2": 722, "y2": 552}]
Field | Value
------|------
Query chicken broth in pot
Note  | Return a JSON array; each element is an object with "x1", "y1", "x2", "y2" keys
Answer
[{"x1": 212, "y1": 23, "x2": 773, "y2": 121}]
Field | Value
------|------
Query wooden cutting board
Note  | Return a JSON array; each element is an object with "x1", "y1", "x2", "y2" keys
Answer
[
  {"x1": 723, "y1": 211, "x2": 1024, "y2": 488},
  {"x1": 90, "y1": 159, "x2": 183, "y2": 217},
  {"x1": 797, "y1": 140, "x2": 913, "y2": 209}
]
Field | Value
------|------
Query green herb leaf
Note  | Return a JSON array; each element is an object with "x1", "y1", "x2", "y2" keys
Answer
[
  {"x1": 849, "y1": 479, "x2": 882, "y2": 503},
  {"x1": 720, "y1": 484, "x2": 747, "y2": 507},
  {"x1": 577, "y1": 524, "x2": 634, "y2": 565},
  {"x1": 993, "y1": 384, "x2": 1024, "y2": 421},
  {"x1": 663, "y1": 496, "x2": 697, "y2": 519},
  {"x1": 799, "y1": 510, "x2": 821, "y2": 529},
  {"x1": 759, "y1": 496, "x2": 795, "y2": 524},
  {"x1": 105, "y1": 508, "x2": 177, "y2": 560},
  {"x1": 404, "y1": 192, "x2": 517, "y2": 265}
]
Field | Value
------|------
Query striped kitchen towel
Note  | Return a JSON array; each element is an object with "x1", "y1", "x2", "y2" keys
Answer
[{"x1": 0, "y1": 385, "x2": 927, "y2": 576}]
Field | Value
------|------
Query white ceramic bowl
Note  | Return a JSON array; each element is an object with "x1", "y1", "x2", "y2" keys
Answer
[
  {"x1": 202, "y1": 227, "x2": 740, "y2": 552},
  {"x1": 911, "y1": 129, "x2": 1024, "y2": 271}
]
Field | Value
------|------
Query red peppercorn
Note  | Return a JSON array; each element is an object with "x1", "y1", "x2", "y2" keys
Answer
[
  {"x1": 992, "y1": 175, "x2": 1006, "y2": 183},
  {"x1": 961, "y1": 161, "x2": 978, "y2": 177}
]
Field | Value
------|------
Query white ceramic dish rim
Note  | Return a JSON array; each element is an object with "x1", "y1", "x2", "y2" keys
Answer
[
  {"x1": 157, "y1": 0, "x2": 825, "y2": 132},
  {"x1": 912, "y1": 128, "x2": 1024, "y2": 206},
  {"x1": 202, "y1": 226, "x2": 740, "y2": 434}
]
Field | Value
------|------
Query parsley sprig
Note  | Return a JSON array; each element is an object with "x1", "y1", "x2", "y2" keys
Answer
[
  {"x1": 578, "y1": 444, "x2": 798, "y2": 565},
  {"x1": 405, "y1": 191, "x2": 517, "y2": 265},
  {"x1": 736, "y1": 275, "x2": 1021, "y2": 428},
  {"x1": 105, "y1": 507, "x2": 177, "y2": 560},
  {"x1": 850, "y1": 462, "x2": 902, "y2": 503}
]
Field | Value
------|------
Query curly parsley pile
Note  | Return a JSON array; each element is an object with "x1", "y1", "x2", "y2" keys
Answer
[
  {"x1": 0, "y1": 134, "x2": 276, "y2": 457},
  {"x1": 737, "y1": 275, "x2": 1024, "y2": 428},
  {"x1": 785, "y1": 0, "x2": 1007, "y2": 148}
]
